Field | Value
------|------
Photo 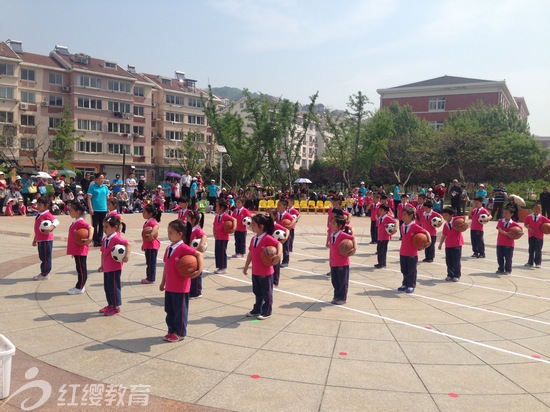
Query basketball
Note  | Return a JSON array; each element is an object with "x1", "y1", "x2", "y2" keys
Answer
[
  {"x1": 541, "y1": 222, "x2": 550, "y2": 235},
  {"x1": 280, "y1": 218, "x2": 292, "y2": 228},
  {"x1": 478, "y1": 214, "x2": 490, "y2": 224},
  {"x1": 412, "y1": 232, "x2": 430, "y2": 250},
  {"x1": 338, "y1": 239, "x2": 355, "y2": 256},
  {"x1": 260, "y1": 245, "x2": 278, "y2": 266},
  {"x1": 74, "y1": 228, "x2": 89, "y2": 245},
  {"x1": 431, "y1": 216, "x2": 443, "y2": 228},
  {"x1": 508, "y1": 226, "x2": 523, "y2": 240},
  {"x1": 223, "y1": 220, "x2": 235, "y2": 234},
  {"x1": 177, "y1": 255, "x2": 199, "y2": 278},
  {"x1": 141, "y1": 227, "x2": 157, "y2": 242},
  {"x1": 452, "y1": 217, "x2": 468, "y2": 232}
]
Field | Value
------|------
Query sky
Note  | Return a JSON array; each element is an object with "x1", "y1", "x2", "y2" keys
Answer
[{"x1": 3, "y1": 0, "x2": 550, "y2": 135}]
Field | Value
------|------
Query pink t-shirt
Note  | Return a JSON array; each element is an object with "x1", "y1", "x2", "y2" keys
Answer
[
  {"x1": 234, "y1": 207, "x2": 252, "y2": 232},
  {"x1": 420, "y1": 210, "x2": 442, "y2": 236},
  {"x1": 34, "y1": 211, "x2": 56, "y2": 242},
  {"x1": 370, "y1": 202, "x2": 380, "y2": 221},
  {"x1": 524, "y1": 214, "x2": 550, "y2": 240},
  {"x1": 376, "y1": 214, "x2": 396, "y2": 241},
  {"x1": 399, "y1": 222, "x2": 427, "y2": 256},
  {"x1": 249, "y1": 233, "x2": 279, "y2": 276},
  {"x1": 397, "y1": 202, "x2": 413, "y2": 221},
  {"x1": 213, "y1": 212, "x2": 233, "y2": 240},
  {"x1": 442, "y1": 219, "x2": 464, "y2": 248},
  {"x1": 101, "y1": 233, "x2": 129, "y2": 273},
  {"x1": 142, "y1": 218, "x2": 161, "y2": 250},
  {"x1": 163, "y1": 242, "x2": 196, "y2": 293},
  {"x1": 106, "y1": 210, "x2": 121, "y2": 219},
  {"x1": 66, "y1": 218, "x2": 90, "y2": 256},
  {"x1": 470, "y1": 207, "x2": 490, "y2": 231},
  {"x1": 496, "y1": 219, "x2": 522, "y2": 247},
  {"x1": 329, "y1": 231, "x2": 354, "y2": 267},
  {"x1": 177, "y1": 208, "x2": 191, "y2": 222},
  {"x1": 189, "y1": 226, "x2": 206, "y2": 245}
]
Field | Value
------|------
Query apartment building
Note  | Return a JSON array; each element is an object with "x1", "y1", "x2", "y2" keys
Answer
[{"x1": 0, "y1": 40, "x2": 216, "y2": 181}]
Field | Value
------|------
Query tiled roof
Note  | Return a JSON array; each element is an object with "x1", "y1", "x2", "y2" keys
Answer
[
  {"x1": 142, "y1": 73, "x2": 198, "y2": 93},
  {"x1": 391, "y1": 75, "x2": 496, "y2": 89},
  {"x1": 17, "y1": 51, "x2": 65, "y2": 69},
  {"x1": 0, "y1": 41, "x2": 20, "y2": 59},
  {"x1": 55, "y1": 54, "x2": 135, "y2": 78}
]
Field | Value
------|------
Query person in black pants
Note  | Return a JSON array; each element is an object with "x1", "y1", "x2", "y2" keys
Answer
[
  {"x1": 87, "y1": 173, "x2": 109, "y2": 247},
  {"x1": 540, "y1": 187, "x2": 550, "y2": 218}
]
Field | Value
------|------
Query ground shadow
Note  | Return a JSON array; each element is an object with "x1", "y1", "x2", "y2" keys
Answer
[
  {"x1": 279, "y1": 300, "x2": 323, "y2": 312},
  {"x1": 34, "y1": 312, "x2": 90, "y2": 323},
  {"x1": 4, "y1": 291, "x2": 62, "y2": 301},
  {"x1": 127, "y1": 297, "x2": 164, "y2": 306},
  {"x1": 188, "y1": 314, "x2": 246, "y2": 329},
  {"x1": 85, "y1": 337, "x2": 167, "y2": 353},
  {"x1": 361, "y1": 289, "x2": 402, "y2": 299}
]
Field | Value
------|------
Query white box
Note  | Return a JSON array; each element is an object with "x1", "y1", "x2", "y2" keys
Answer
[{"x1": 0, "y1": 334, "x2": 16, "y2": 399}]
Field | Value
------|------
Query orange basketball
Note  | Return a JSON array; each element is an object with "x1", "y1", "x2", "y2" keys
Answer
[
  {"x1": 74, "y1": 228, "x2": 89, "y2": 245},
  {"x1": 142, "y1": 227, "x2": 157, "y2": 242},
  {"x1": 541, "y1": 222, "x2": 550, "y2": 235},
  {"x1": 177, "y1": 255, "x2": 199, "y2": 278},
  {"x1": 412, "y1": 232, "x2": 430, "y2": 250},
  {"x1": 280, "y1": 218, "x2": 292, "y2": 228},
  {"x1": 260, "y1": 245, "x2": 278, "y2": 266},
  {"x1": 223, "y1": 220, "x2": 235, "y2": 234},
  {"x1": 452, "y1": 217, "x2": 468, "y2": 232},
  {"x1": 338, "y1": 239, "x2": 354, "y2": 256},
  {"x1": 508, "y1": 226, "x2": 523, "y2": 240}
]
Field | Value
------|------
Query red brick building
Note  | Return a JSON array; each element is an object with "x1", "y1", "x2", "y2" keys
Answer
[{"x1": 377, "y1": 75, "x2": 529, "y2": 130}]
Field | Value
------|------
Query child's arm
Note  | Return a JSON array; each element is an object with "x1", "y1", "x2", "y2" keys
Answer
[
  {"x1": 159, "y1": 266, "x2": 166, "y2": 291},
  {"x1": 425, "y1": 231, "x2": 432, "y2": 248},
  {"x1": 325, "y1": 233, "x2": 330, "y2": 248},
  {"x1": 123, "y1": 242, "x2": 132, "y2": 263},
  {"x1": 438, "y1": 234, "x2": 446, "y2": 250},
  {"x1": 243, "y1": 252, "x2": 252, "y2": 276},
  {"x1": 191, "y1": 251, "x2": 204, "y2": 278},
  {"x1": 84, "y1": 225, "x2": 94, "y2": 245},
  {"x1": 273, "y1": 242, "x2": 283, "y2": 265},
  {"x1": 199, "y1": 234, "x2": 208, "y2": 252},
  {"x1": 348, "y1": 236, "x2": 357, "y2": 257}
]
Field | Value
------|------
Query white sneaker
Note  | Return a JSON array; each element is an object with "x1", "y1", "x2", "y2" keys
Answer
[
  {"x1": 535, "y1": 264, "x2": 541, "y2": 268},
  {"x1": 67, "y1": 287, "x2": 85, "y2": 295}
]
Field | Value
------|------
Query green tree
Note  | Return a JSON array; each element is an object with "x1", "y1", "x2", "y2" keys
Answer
[{"x1": 49, "y1": 108, "x2": 82, "y2": 170}]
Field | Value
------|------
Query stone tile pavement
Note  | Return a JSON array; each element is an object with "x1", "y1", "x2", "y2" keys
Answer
[{"x1": 1, "y1": 211, "x2": 550, "y2": 411}]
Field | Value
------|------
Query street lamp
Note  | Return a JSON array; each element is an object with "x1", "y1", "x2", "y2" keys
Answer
[{"x1": 217, "y1": 145, "x2": 228, "y2": 188}]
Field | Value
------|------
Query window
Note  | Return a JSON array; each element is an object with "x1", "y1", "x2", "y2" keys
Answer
[
  {"x1": 188, "y1": 98, "x2": 203, "y2": 108},
  {"x1": 78, "y1": 141, "x2": 103, "y2": 153},
  {"x1": 133, "y1": 126, "x2": 144, "y2": 136},
  {"x1": 165, "y1": 112, "x2": 184, "y2": 123},
  {"x1": 77, "y1": 97, "x2": 102, "y2": 110},
  {"x1": 133, "y1": 86, "x2": 144, "y2": 97},
  {"x1": 20, "y1": 137, "x2": 35, "y2": 150},
  {"x1": 49, "y1": 117, "x2": 62, "y2": 129},
  {"x1": 430, "y1": 121, "x2": 444, "y2": 131},
  {"x1": 207, "y1": 134, "x2": 213, "y2": 144},
  {"x1": 108, "y1": 144, "x2": 131, "y2": 154},
  {"x1": 133, "y1": 106, "x2": 144, "y2": 117},
  {"x1": 49, "y1": 95, "x2": 63, "y2": 107},
  {"x1": 108, "y1": 80, "x2": 131, "y2": 93},
  {"x1": 133, "y1": 145, "x2": 144, "y2": 156},
  {"x1": 105, "y1": 62, "x2": 117, "y2": 69},
  {"x1": 108, "y1": 101, "x2": 131, "y2": 113},
  {"x1": 188, "y1": 115, "x2": 205, "y2": 125},
  {"x1": 0, "y1": 111, "x2": 14, "y2": 123},
  {"x1": 20, "y1": 69, "x2": 35, "y2": 81},
  {"x1": 77, "y1": 119, "x2": 102, "y2": 131},
  {"x1": 78, "y1": 75, "x2": 102, "y2": 89},
  {"x1": 108, "y1": 122, "x2": 130, "y2": 133},
  {"x1": 49, "y1": 73, "x2": 63, "y2": 85},
  {"x1": 165, "y1": 130, "x2": 184, "y2": 141},
  {"x1": 189, "y1": 133, "x2": 205, "y2": 142},
  {"x1": 165, "y1": 148, "x2": 183, "y2": 159},
  {"x1": 0, "y1": 87, "x2": 15, "y2": 99},
  {"x1": 20, "y1": 91, "x2": 36, "y2": 103},
  {"x1": 239, "y1": 102, "x2": 245, "y2": 109},
  {"x1": 162, "y1": 78, "x2": 171, "y2": 85},
  {"x1": 429, "y1": 97, "x2": 445, "y2": 111},
  {"x1": 0, "y1": 136, "x2": 14, "y2": 147},
  {"x1": 165, "y1": 94, "x2": 184, "y2": 105},
  {"x1": 21, "y1": 115, "x2": 35, "y2": 126},
  {"x1": 0, "y1": 63, "x2": 14, "y2": 76}
]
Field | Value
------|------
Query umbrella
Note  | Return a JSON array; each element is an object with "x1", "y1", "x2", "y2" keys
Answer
[
  {"x1": 509, "y1": 194, "x2": 526, "y2": 207},
  {"x1": 57, "y1": 169, "x2": 76, "y2": 177},
  {"x1": 165, "y1": 172, "x2": 181, "y2": 179},
  {"x1": 36, "y1": 171, "x2": 52, "y2": 179},
  {"x1": 295, "y1": 178, "x2": 312, "y2": 184}
]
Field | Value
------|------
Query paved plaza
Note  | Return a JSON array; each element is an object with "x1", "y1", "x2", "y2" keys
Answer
[{"x1": 1, "y1": 211, "x2": 550, "y2": 411}]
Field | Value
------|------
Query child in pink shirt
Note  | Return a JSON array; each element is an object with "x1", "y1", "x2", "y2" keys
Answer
[
  {"x1": 524, "y1": 203, "x2": 550, "y2": 268},
  {"x1": 232, "y1": 198, "x2": 251, "y2": 258},
  {"x1": 496, "y1": 207, "x2": 523, "y2": 274},
  {"x1": 32, "y1": 197, "x2": 60, "y2": 280},
  {"x1": 213, "y1": 199, "x2": 236, "y2": 274},
  {"x1": 329, "y1": 216, "x2": 356, "y2": 304},
  {"x1": 141, "y1": 204, "x2": 161, "y2": 284},
  {"x1": 66, "y1": 201, "x2": 93, "y2": 294},
  {"x1": 399, "y1": 207, "x2": 430, "y2": 293},
  {"x1": 438, "y1": 207, "x2": 466, "y2": 282},
  {"x1": 187, "y1": 210, "x2": 207, "y2": 298}
]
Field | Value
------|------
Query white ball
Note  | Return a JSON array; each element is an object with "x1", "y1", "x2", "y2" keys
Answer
[
  {"x1": 39, "y1": 220, "x2": 52, "y2": 233},
  {"x1": 478, "y1": 213, "x2": 490, "y2": 224},
  {"x1": 291, "y1": 214, "x2": 298, "y2": 220},
  {"x1": 191, "y1": 238, "x2": 201, "y2": 249},
  {"x1": 242, "y1": 216, "x2": 252, "y2": 227},
  {"x1": 385, "y1": 223, "x2": 396, "y2": 235},
  {"x1": 273, "y1": 229, "x2": 286, "y2": 240},
  {"x1": 110, "y1": 244, "x2": 127, "y2": 262},
  {"x1": 431, "y1": 216, "x2": 443, "y2": 228}
]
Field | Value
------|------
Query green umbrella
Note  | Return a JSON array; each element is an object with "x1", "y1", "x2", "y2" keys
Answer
[{"x1": 57, "y1": 169, "x2": 76, "y2": 177}]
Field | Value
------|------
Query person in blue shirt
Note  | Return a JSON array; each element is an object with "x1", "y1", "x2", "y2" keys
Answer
[
  {"x1": 358, "y1": 182, "x2": 367, "y2": 197},
  {"x1": 87, "y1": 173, "x2": 110, "y2": 247},
  {"x1": 190, "y1": 177, "x2": 199, "y2": 210},
  {"x1": 162, "y1": 179, "x2": 173, "y2": 209},
  {"x1": 207, "y1": 179, "x2": 219, "y2": 207},
  {"x1": 111, "y1": 174, "x2": 123, "y2": 196},
  {"x1": 475, "y1": 184, "x2": 488, "y2": 206},
  {"x1": 393, "y1": 182, "x2": 403, "y2": 215}
]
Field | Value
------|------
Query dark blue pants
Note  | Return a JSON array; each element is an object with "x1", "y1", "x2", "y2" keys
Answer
[
  {"x1": 400, "y1": 255, "x2": 417, "y2": 288},
  {"x1": 234, "y1": 230, "x2": 247, "y2": 255},
  {"x1": 215, "y1": 239, "x2": 228, "y2": 269},
  {"x1": 370, "y1": 220, "x2": 378, "y2": 243},
  {"x1": 37, "y1": 240, "x2": 53, "y2": 276},
  {"x1": 445, "y1": 246, "x2": 462, "y2": 279},
  {"x1": 165, "y1": 291, "x2": 189, "y2": 337},
  {"x1": 497, "y1": 245, "x2": 514, "y2": 273},
  {"x1": 471, "y1": 230, "x2": 485, "y2": 256},
  {"x1": 190, "y1": 273, "x2": 202, "y2": 297},
  {"x1": 104, "y1": 270, "x2": 122, "y2": 307},
  {"x1": 74, "y1": 255, "x2": 88, "y2": 289},
  {"x1": 252, "y1": 274, "x2": 272, "y2": 316},
  {"x1": 272, "y1": 263, "x2": 280, "y2": 286},
  {"x1": 282, "y1": 240, "x2": 290, "y2": 265},
  {"x1": 377, "y1": 240, "x2": 388, "y2": 266},
  {"x1": 92, "y1": 211, "x2": 107, "y2": 245},
  {"x1": 424, "y1": 235, "x2": 436, "y2": 260},
  {"x1": 144, "y1": 248, "x2": 158, "y2": 282},
  {"x1": 288, "y1": 228, "x2": 295, "y2": 252},
  {"x1": 331, "y1": 266, "x2": 349, "y2": 301},
  {"x1": 528, "y1": 237, "x2": 543, "y2": 266}
]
